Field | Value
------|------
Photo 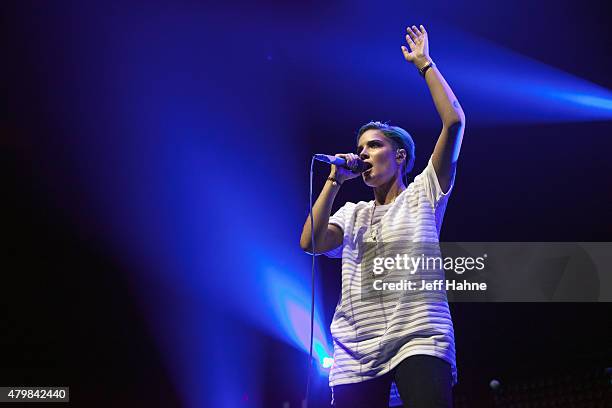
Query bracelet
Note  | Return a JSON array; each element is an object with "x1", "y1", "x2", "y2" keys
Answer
[
  {"x1": 418, "y1": 60, "x2": 435, "y2": 77},
  {"x1": 327, "y1": 176, "x2": 342, "y2": 186}
]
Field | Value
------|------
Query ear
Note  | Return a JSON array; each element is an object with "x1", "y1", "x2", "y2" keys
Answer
[{"x1": 396, "y1": 148, "x2": 406, "y2": 165}]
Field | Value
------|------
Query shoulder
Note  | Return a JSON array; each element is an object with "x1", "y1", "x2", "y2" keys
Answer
[
  {"x1": 404, "y1": 156, "x2": 456, "y2": 210},
  {"x1": 337, "y1": 200, "x2": 370, "y2": 212},
  {"x1": 331, "y1": 200, "x2": 372, "y2": 228}
]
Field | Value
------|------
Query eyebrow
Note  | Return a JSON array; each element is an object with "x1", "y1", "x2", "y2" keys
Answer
[{"x1": 356, "y1": 138, "x2": 384, "y2": 153}]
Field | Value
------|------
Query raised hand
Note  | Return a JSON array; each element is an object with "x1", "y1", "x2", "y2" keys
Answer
[{"x1": 401, "y1": 24, "x2": 431, "y2": 69}]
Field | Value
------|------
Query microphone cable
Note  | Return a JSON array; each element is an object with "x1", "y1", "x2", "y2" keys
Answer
[{"x1": 304, "y1": 155, "x2": 317, "y2": 408}]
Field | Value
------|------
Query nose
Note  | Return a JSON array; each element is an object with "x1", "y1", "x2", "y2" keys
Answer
[{"x1": 359, "y1": 151, "x2": 369, "y2": 161}]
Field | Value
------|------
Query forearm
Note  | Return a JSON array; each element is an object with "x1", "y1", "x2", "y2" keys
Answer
[
  {"x1": 299, "y1": 179, "x2": 341, "y2": 250},
  {"x1": 415, "y1": 57, "x2": 465, "y2": 127},
  {"x1": 402, "y1": 24, "x2": 465, "y2": 186}
]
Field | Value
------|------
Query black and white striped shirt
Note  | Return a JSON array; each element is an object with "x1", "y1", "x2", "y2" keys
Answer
[{"x1": 324, "y1": 156, "x2": 458, "y2": 387}]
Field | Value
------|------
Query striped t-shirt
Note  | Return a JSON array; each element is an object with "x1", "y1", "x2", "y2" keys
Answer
[{"x1": 324, "y1": 156, "x2": 457, "y2": 387}]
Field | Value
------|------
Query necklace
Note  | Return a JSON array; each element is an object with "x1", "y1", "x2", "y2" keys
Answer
[
  {"x1": 369, "y1": 188, "x2": 406, "y2": 242},
  {"x1": 369, "y1": 201, "x2": 388, "y2": 242},
  {"x1": 370, "y1": 202, "x2": 379, "y2": 242}
]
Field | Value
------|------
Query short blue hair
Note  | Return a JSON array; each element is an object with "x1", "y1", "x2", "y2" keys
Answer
[{"x1": 357, "y1": 121, "x2": 416, "y2": 174}]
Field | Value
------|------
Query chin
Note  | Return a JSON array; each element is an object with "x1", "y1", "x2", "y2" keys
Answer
[{"x1": 363, "y1": 170, "x2": 396, "y2": 187}]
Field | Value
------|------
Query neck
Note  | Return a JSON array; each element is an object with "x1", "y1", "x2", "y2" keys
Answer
[{"x1": 373, "y1": 173, "x2": 406, "y2": 205}]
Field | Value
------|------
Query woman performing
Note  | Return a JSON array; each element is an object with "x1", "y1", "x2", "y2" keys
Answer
[{"x1": 300, "y1": 25, "x2": 465, "y2": 408}]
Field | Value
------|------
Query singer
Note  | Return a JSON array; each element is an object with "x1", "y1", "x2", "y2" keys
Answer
[{"x1": 300, "y1": 25, "x2": 465, "y2": 408}]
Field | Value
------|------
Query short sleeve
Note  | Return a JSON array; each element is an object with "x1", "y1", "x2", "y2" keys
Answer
[
  {"x1": 322, "y1": 202, "x2": 352, "y2": 259},
  {"x1": 418, "y1": 156, "x2": 456, "y2": 209}
]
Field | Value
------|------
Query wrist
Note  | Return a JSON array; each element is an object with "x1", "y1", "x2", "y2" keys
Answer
[
  {"x1": 327, "y1": 175, "x2": 343, "y2": 187},
  {"x1": 413, "y1": 56, "x2": 432, "y2": 70},
  {"x1": 416, "y1": 59, "x2": 435, "y2": 77}
]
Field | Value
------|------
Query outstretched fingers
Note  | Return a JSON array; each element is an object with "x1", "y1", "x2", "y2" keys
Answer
[
  {"x1": 407, "y1": 25, "x2": 427, "y2": 43},
  {"x1": 404, "y1": 32, "x2": 416, "y2": 50},
  {"x1": 403, "y1": 24, "x2": 429, "y2": 60},
  {"x1": 406, "y1": 26, "x2": 419, "y2": 42}
]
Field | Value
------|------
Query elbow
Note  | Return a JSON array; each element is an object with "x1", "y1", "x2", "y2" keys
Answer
[
  {"x1": 456, "y1": 110, "x2": 466, "y2": 126},
  {"x1": 444, "y1": 102, "x2": 465, "y2": 129},
  {"x1": 444, "y1": 115, "x2": 465, "y2": 134},
  {"x1": 457, "y1": 110, "x2": 466, "y2": 126},
  {"x1": 299, "y1": 236, "x2": 312, "y2": 252}
]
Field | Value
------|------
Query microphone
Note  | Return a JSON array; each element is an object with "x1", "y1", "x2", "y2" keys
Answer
[{"x1": 314, "y1": 154, "x2": 371, "y2": 173}]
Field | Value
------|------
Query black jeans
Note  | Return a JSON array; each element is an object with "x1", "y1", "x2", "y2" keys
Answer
[{"x1": 332, "y1": 355, "x2": 453, "y2": 408}]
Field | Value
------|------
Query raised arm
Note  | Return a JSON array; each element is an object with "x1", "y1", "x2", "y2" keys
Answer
[{"x1": 401, "y1": 24, "x2": 465, "y2": 193}]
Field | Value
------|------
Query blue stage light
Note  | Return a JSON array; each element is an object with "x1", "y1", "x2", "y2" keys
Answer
[
  {"x1": 322, "y1": 357, "x2": 334, "y2": 369},
  {"x1": 263, "y1": 267, "x2": 333, "y2": 372}
]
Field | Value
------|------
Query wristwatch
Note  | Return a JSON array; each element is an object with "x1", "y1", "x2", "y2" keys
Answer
[{"x1": 418, "y1": 60, "x2": 435, "y2": 77}]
